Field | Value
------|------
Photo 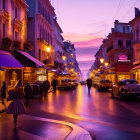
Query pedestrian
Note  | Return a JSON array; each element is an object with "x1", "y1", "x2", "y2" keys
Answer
[
  {"x1": 39, "y1": 82, "x2": 44, "y2": 98},
  {"x1": 43, "y1": 80, "x2": 50, "y2": 96},
  {"x1": 86, "y1": 78, "x2": 92, "y2": 93},
  {"x1": 1, "y1": 81, "x2": 6, "y2": 107},
  {"x1": 51, "y1": 79, "x2": 57, "y2": 92},
  {"x1": 24, "y1": 82, "x2": 32, "y2": 106},
  {"x1": 6, "y1": 80, "x2": 25, "y2": 129}
]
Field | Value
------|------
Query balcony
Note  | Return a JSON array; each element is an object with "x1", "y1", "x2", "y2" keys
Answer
[
  {"x1": 0, "y1": 9, "x2": 9, "y2": 21},
  {"x1": 14, "y1": 18, "x2": 22, "y2": 32}
]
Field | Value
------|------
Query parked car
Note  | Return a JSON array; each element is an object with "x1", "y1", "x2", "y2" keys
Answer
[
  {"x1": 58, "y1": 79, "x2": 72, "y2": 90},
  {"x1": 71, "y1": 79, "x2": 78, "y2": 89},
  {"x1": 110, "y1": 79, "x2": 140, "y2": 98},
  {"x1": 97, "y1": 79, "x2": 112, "y2": 91},
  {"x1": 80, "y1": 81, "x2": 86, "y2": 85}
]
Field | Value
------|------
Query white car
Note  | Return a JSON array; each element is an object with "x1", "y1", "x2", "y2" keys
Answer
[
  {"x1": 111, "y1": 79, "x2": 140, "y2": 98},
  {"x1": 58, "y1": 79, "x2": 72, "y2": 90}
]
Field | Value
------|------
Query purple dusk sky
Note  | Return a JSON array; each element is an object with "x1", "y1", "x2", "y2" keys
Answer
[{"x1": 52, "y1": 0, "x2": 140, "y2": 79}]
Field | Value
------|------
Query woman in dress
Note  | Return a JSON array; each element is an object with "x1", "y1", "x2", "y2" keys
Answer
[{"x1": 6, "y1": 80, "x2": 26, "y2": 129}]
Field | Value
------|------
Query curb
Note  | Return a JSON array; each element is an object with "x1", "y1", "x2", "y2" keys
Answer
[{"x1": 22, "y1": 114, "x2": 92, "y2": 140}]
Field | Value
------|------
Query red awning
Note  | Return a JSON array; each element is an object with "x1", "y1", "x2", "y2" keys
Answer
[
  {"x1": 130, "y1": 65, "x2": 140, "y2": 71},
  {"x1": 116, "y1": 63, "x2": 133, "y2": 72}
]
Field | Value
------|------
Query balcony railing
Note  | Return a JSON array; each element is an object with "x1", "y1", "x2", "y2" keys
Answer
[{"x1": 0, "y1": 9, "x2": 9, "y2": 21}]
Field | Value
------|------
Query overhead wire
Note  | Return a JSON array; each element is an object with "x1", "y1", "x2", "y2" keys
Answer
[
  {"x1": 113, "y1": 0, "x2": 123, "y2": 21},
  {"x1": 120, "y1": 0, "x2": 140, "y2": 20}
]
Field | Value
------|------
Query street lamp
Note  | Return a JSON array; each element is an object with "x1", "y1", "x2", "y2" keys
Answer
[
  {"x1": 46, "y1": 46, "x2": 51, "y2": 53},
  {"x1": 71, "y1": 68, "x2": 74, "y2": 72},
  {"x1": 62, "y1": 55, "x2": 66, "y2": 61},
  {"x1": 105, "y1": 62, "x2": 108, "y2": 67},
  {"x1": 46, "y1": 46, "x2": 51, "y2": 80},
  {"x1": 100, "y1": 58, "x2": 104, "y2": 64}
]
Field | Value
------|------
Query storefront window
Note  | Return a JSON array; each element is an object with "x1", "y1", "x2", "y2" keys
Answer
[
  {"x1": 117, "y1": 74, "x2": 130, "y2": 81},
  {"x1": 0, "y1": 71, "x2": 5, "y2": 87}
]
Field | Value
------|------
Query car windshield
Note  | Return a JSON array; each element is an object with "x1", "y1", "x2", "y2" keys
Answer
[{"x1": 125, "y1": 80, "x2": 138, "y2": 84}]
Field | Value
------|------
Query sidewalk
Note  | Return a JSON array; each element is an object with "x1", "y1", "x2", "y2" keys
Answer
[
  {"x1": 0, "y1": 88, "x2": 54, "y2": 113},
  {"x1": 0, "y1": 99, "x2": 10, "y2": 113},
  {"x1": 0, "y1": 92, "x2": 92, "y2": 140}
]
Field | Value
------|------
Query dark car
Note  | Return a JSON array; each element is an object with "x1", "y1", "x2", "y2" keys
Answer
[
  {"x1": 110, "y1": 79, "x2": 140, "y2": 98},
  {"x1": 80, "y1": 81, "x2": 86, "y2": 85},
  {"x1": 97, "y1": 79, "x2": 112, "y2": 91}
]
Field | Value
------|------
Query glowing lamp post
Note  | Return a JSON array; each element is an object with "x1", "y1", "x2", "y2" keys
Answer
[
  {"x1": 62, "y1": 55, "x2": 66, "y2": 61},
  {"x1": 71, "y1": 68, "x2": 74, "y2": 72},
  {"x1": 105, "y1": 62, "x2": 108, "y2": 67},
  {"x1": 46, "y1": 47, "x2": 51, "y2": 53},
  {"x1": 46, "y1": 46, "x2": 51, "y2": 80},
  {"x1": 100, "y1": 58, "x2": 104, "y2": 64}
]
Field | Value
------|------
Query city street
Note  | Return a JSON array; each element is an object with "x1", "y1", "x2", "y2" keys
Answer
[{"x1": 1, "y1": 85, "x2": 140, "y2": 140}]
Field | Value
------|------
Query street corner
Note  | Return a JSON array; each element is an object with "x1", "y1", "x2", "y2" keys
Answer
[{"x1": 20, "y1": 115, "x2": 92, "y2": 140}]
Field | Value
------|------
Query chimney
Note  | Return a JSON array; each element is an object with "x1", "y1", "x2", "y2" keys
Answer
[
  {"x1": 135, "y1": 7, "x2": 140, "y2": 17},
  {"x1": 114, "y1": 20, "x2": 119, "y2": 23}
]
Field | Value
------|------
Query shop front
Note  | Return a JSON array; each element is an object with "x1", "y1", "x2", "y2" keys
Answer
[
  {"x1": 0, "y1": 50, "x2": 23, "y2": 89},
  {"x1": 36, "y1": 67, "x2": 46, "y2": 82},
  {"x1": 14, "y1": 49, "x2": 45, "y2": 85},
  {"x1": 130, "y1": 65, "x2": 140, "y2": 83},
  {"x1": 104, "y1": 66, "x2": 116, "y2": 84},
  {"x1": 23, "y1": 67, "x2": 36, "y2": 85},
  {"x1": 115, "y1": 62, "x2": 133, "y2": 83}
]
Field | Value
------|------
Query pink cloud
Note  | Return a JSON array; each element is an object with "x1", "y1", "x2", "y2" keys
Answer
[
  {"x1": 77, "y1": 56, "x2": 95, "y2": 62},
  {"x1": 74, "y1": 38, "x2": 103, "y2": 48},
  {"x1": 63, "y1": 32, "x2": 103, "y2": 48},
  {"x1": 80, "y1": 67, "x2": 90, "y2": 71}
]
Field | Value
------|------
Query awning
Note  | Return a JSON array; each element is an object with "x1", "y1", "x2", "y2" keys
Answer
[
  {"x1": 0, "y1": 50, "x2": 23, "y2": 68},
  {"x1": 14, "y1": 49, "x2": 44, "y2": 68},
  {"x1": 116, "y1": 63, "x2": 133, "y2": 72},
  {"x1": 130, "y1": 65, "x2": 140, "y2": 71}
]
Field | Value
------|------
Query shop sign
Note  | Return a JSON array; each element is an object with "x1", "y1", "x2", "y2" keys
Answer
[
  {"x1": 37, "y1": 70, "x2": 46, "y2": 75},
  {"x1": 118, "y1": 54, "x2": 130, "y2": 62}
]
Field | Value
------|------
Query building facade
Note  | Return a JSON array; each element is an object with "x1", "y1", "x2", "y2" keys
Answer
[
  {"x1": 26, "y1": 0, "x2": 56, "y2": 82},
  {"x1": 129, "y1": 8, "x2": 140, "y2": 83},
  {"x1": 0, "y1": 0, "x2": 28, "y2": 87},
  {"x1": 90, "y1": 20, "x2": 133, "y2": 84},
  {"x1": 54, "y1": 19, "x2": 65, "y2": 72}
]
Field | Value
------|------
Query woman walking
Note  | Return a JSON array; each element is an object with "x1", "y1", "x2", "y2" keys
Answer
[
  {"x1": 6, "y1": 80, "x2": 26, "y2": 129},
  {"x1": 1, "y1": 81, "x2": 6, "y2": 107}
]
